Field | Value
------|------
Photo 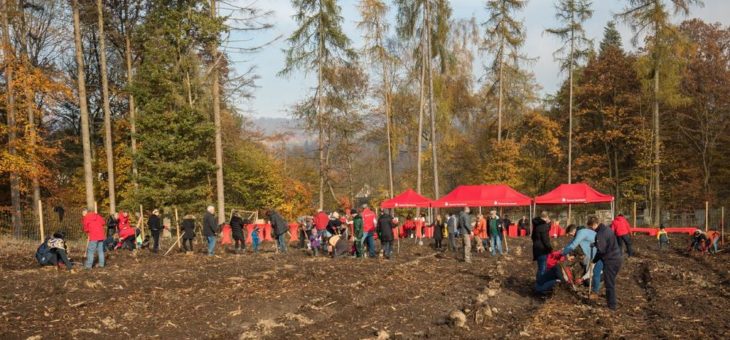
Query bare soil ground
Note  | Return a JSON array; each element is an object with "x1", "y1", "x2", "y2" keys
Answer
[{"x1": 1, "y1": 234, "x2": 728, "y2": 339}]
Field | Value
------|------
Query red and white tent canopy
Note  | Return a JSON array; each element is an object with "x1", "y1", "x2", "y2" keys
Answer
[
  {"x1": 432, "y1": 185, "x2": 532, "y2": 208},
  {"x1": 535, "y1": 183, "x2": 614, "y2": 204},
  {"x1": 381, "y1": 189, "x2": 433, "y2": 208}
]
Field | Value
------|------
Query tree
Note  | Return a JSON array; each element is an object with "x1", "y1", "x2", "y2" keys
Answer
[
  {"x1": 394, "y1": 0, "x2": 450, "y2": 199},
  {"x1": 545, "y1": 0, "x2": 592, "y2": 184},
  {"x1": 131, "y1": 0, "x2": 222, "y2": 212},
  {"x1": 573, "y1": 22, "x2": 646, "y2": 209},
  {"x1": 280, "y1": 0, "x2": 355, "y2": 210},
  {"x1": 482, "y1": 0, "x2": 526, "y2": 143},
  {"x1": 210, "y1": 0, "x2": 224, "y2": 223},
  {"x1": 358, "y1": 0, "x2": 394, "y2": 197},
  {"x1": 2, "y1": 0, "x2": 21, "y2": 234},
  {"x1": 674, "y1": 19, "x2": 730, "y2": 200},
  {"x1": 96, "y1": 0, "x2": 116, "y2": 214},
  {"x1": 618, "y1": 0, "x2": 702, "y2": 226},
  {"x1": 72, "y1": 0, "x2": 95, "y2": 209}
]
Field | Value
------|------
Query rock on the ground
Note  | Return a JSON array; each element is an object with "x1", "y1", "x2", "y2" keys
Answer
[{"x1": 448, "y1": 310, "x2": 467, "y2": 328}]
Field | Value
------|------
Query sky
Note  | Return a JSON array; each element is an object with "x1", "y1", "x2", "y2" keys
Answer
[{"x1": 223, "y1": 0, "x2": 730, "y2": 119}]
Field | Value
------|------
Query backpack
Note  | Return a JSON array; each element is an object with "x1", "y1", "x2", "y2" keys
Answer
[{"x1": 35, "y1": 239, "x2": 51, "y2": 266}]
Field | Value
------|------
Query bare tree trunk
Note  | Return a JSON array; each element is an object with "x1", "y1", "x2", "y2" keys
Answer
[
  {"x1": 497, "y1": 38, "x2": 504, "y2": 144},
  {"x1": 124, "y1": 31, "x2": 138, "y2": 191},
  {"x1": 316, "y1": 11, "x2": 325, "y2": 210},
  {"x1": 96, "y1": 0, "x2": 116, "y2": 214},
  {"x1": 425, "y1": 0, "x2": 439, "y2": 201},
  {"x1": 2, "y1": 0, "x2": 22, "y2": 235},
  {"x1": 416, "y1": 23, "x2": 426, "y2": 197},
  {"x1": 210, "y1": 0, "x2": 225, "y2": 224},
  {"x1": 568, "y1": 41, "x2": 574, "y2": 184},
  {"x1": 20, "y1": 0, "x2": 40, "y2": 220},
  {"x1": 72, "y1": 0, "x2": 96, "y2": 209},
  {"x1": 653, "y1": 66, "x2": 661, "y2": 227},
  {"x1": 381, "y1": 49, "x2": 394, "y2": 198}
]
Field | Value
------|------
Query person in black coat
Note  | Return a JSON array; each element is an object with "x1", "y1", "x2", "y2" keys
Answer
[
  {"x1": 589, "y1": 216, "x2": 623, "y2": 310},
  {"x1": 148, "y1": 209, "x2": 163, "y2": 253},
  {"x1": 106, "y1": 213, "x2": 119, "y2": 238},
  {"x1": 181, "y1": 214, "x2": 196, "y2": 253},
  {"x1": 268, "y1": 209, "x2": 288, "y2": 254},
  {"x1": 433, "y1": 214, "x2": 444, "y2": 250},
  {"x1": 229, "y1": 211, "x2": 246, "y2": 253},
  {"x1": 376, "y1": 211, "x2": 395, "y2": 259},
  {"x1": 532, "y1": 212, "x2": 553, "y2": 287},
  {"x1": 203, "y1": 206, "x2": 218, "y2": 256},
  {"x1": 518, "y1": 215, "x2": 530, "y2": 236}
]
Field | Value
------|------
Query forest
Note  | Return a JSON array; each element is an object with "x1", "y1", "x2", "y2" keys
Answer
[{"x1": 1, "y1": 0, "x2": 729, "y2": 234}]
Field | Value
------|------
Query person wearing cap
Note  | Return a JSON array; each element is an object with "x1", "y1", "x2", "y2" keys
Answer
[
  {"x1": 203, "y1": 205, "x2": 218, "y2": 256},
  {"x1": 82, "y1": 207, "x2": 106, "y2": 269},
  {"x1": 148, "y1": 209, "x2": 163, "y2": 253}
]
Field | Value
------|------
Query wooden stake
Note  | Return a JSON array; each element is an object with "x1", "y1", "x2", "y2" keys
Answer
[
  {"x1": 139, "y1": 205, "x2": 145, "y2": 239},
  {"x1": 38, "y1": 200, "x2": 45, "y2": 242},
  {"x1": 705, "y1": 201, "x2": 709, "y2": 232},
  {"x1": 94, "y1": 201, "x2": 98, "y2": 213},
  {"x1": 633, "y1": 202, "x2": 637, "y2": 228},
  {"x1": 175, "y1": 207, "x2": 181, "y2": 250},
  {"x1": 164, "y1": 235, "x2": 183, "y2": 256}
]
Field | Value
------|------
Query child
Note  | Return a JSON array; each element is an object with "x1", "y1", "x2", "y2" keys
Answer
[
  {"x1": 251, "y1": 226, "x2": 261, "y2": 253},
  {"x1": 657, "y1": 225, "x2": 670, "y2": 249},
  {"x1": 308, "y1": 229, "x2": 321, "y2": 256}
]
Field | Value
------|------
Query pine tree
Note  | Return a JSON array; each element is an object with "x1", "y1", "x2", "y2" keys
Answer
[
  {"x1": 545, "y1": 0, "x2": 592, "y2": 185},
  {"x1": 358, "y1": 0, "x2": 394, "y2": 198},
  {"x1": 131, "y1": 0, "x2": 222, "y2": 211},
  {"x1": 482, "y1": 0, "x2": 527, "y2": 144},
  {"x1": 618, "y1": 0, "x2": 703, "y2": 226},
  {"x1": 280, "y1": 0, "x2": 355, "y2": 210}
]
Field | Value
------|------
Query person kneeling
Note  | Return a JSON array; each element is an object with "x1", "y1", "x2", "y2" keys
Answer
[
  {"x1": 535, "y1": 250, "x2": 580, "y2": 294},
  {"x1": 36, "y1": 231, "x2": 74, "y2": 271}
]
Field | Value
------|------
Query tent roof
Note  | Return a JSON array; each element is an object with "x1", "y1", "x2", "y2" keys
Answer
[
  {"x1": 432, "y1": 185, "x2": 532, "y2": 208},
  {"x1": 535, "y1": 183, "x2": 614, "y2": 204},
  {"x1": 381, "y1": 189, "x2": 433, "y2": 208}
]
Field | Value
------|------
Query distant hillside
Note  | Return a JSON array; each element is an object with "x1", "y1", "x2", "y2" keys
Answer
[{"x1": 252, "y1": 117, "x2": 312, "y2": 146}]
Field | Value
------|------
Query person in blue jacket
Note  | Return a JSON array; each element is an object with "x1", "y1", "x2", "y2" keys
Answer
[{"x1": 561, "y1": 224, "x2": 603, "y2": 299}]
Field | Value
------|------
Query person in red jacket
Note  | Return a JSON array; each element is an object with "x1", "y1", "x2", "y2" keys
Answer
[
  {"x1": 611, "y1": 214, "x2": 633, "y2": 257},
  {"x1": 360, "y1": 205, "x2": 377, "y2": 258},
  {"x1": 314, "y1": 210, "x2": 330, "y2": 253},
  {"x1": 82, "y1": 208, "x2": 106, "y2": 269}
]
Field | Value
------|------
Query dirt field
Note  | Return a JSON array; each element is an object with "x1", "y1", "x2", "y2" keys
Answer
[{"x1": 1, "y1": 233, "x2": 728, "y2": 339}]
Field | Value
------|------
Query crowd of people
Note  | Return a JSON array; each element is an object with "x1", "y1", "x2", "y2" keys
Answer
[{"x1": 33, "y1": 204, "x2": 724, "y2": 311}]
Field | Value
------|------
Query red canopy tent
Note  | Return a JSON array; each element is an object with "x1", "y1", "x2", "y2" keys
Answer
[
  {"x1": 381, "y1": 189, "x2": 433, "y2": 208},
  {"x1": 432, "y1": 184, "x2": 532, "y2": 208},
  {"x1": 534, "y1": 183, "x2": 615, "y2": 237},
  {"x1": 534, "y1": 183, "x2": 614, "y2": 205}
]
